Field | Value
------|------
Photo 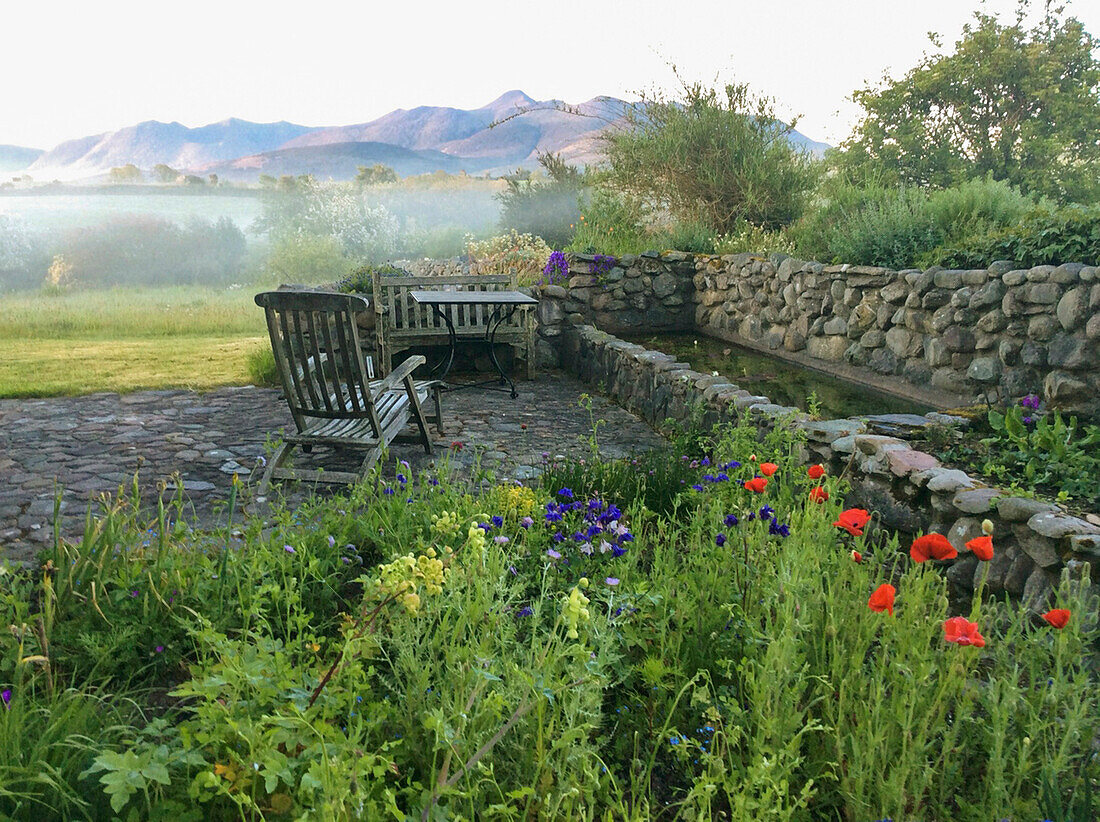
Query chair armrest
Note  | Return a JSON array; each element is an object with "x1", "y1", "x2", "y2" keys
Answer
[{"x1": 373, "y1": 355, "x2": 426, "y2": 394}]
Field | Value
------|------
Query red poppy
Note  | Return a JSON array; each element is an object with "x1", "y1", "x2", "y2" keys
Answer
[
  {"x1": 809, "y1": 486, "x2": 829, "y2": 504},
  {"x1": 807, "y1": 464, "x2": 826, "y2": 480},
  {"x1": 833, "y1": 508, "x2": 871, "y2": 536},
  {"x1": 910, "y1": 534, "x2": 958, "y2": 563},
  {"x1": 450, "y1": 441, "x2": 464, "y2": 451},
  {"x1": 868, "y1": 583, "x2": 895, "y2": 616},
  {"x1": 965, "y1": 535, "x2": 994, "y2": 561},
  {"x1": 944, "y1": 616, "x2": 985, "y2": 647},
  {"x1": 851, "y1": 550, "x2": 863, "y2": 563},
  {"x1": 759, "y1": 462, "x2": 778, "y2": 477},
  {"x1": 1041, "y1": 609, "x2": 1071, "y2": 629},
  {"x1": 744, "y1": 477, "x2": 768, "y2": 493}
]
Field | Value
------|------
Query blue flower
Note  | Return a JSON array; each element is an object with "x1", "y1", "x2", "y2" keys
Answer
[
  {"x1": 715, "y1": 533, "x2": 726, "y2": 546},
  {"x1": 517, "y1": 606, "x2": 534, "y2": 618},
  {"x1": 724, "y1": 513, "x2": 739, "y2": 527},
  {"x1": 491, "y1": 515, "x2": 503, "y2": 528},
  {"x1": 691, "y1": 484, "x2": 704, "y2": 492},
  {"x1": 558, "y1": 487, "x2": 574, "y2": 499}
]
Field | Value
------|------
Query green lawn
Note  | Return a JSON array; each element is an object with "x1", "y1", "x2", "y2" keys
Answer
[{"x1": 0, "y1": 285, "x2": 270, "y2": 397}]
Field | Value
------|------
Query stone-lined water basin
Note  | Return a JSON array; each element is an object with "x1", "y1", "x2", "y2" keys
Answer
[{"x1": 627, "y1": 331, "x2": 934, "y2": 420}]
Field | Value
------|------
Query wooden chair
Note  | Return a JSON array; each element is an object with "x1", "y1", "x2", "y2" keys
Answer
[{"x1": 254, "y1": 290, "x2": 441, "y2": 495}]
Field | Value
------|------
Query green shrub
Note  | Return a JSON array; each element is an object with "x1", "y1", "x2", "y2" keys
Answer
[
  {"x1": 497, "y1": 152, "x2": 583, "y2": 250},
  {"x1": 924, "y1": 175, "x2": 1037, "y2": 242},
  {"x1": 925, "y1": 203, "x2": 1100, "y2": 268},
  {"x1": 796, "y1": 185, "x2": 941, "y2": 268},
  {"x1": 566, "y1": 188, "x2": 649, "y2": 256},
  {"x1": 600, "y1": 77, "x2": 817, "y2": 232},
  {"x1": 246, "y1": 345, "x2": 278, "y2": 387},
  {"x1": 263, "y1": 234, "x2": 353, "y2": 285},
  {"x1": 660, "y1": 219, "x2": 717, "y2": 254}
]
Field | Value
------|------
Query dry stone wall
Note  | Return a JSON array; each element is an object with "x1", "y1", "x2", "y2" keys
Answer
[
  {"x1": 694, "y1": 255, "x2": 1100, "y2": 416},
  {"x1": 533, "y1": 251, "x2": 1100, "y2": 416}
]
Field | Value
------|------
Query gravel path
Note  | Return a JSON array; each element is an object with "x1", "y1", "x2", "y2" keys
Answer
[{"x1": 0, "y1": 373, "x2": 666, "y2": 564}]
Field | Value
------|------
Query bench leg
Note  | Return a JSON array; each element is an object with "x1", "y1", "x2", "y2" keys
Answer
[{"x1": 433, "y1": 385, "x2": 444, "y2": 435}]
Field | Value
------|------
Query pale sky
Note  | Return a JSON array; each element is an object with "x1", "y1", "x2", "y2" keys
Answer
[{"x1": 3, "y1": 0, "x2": 1097, "y2": 150}]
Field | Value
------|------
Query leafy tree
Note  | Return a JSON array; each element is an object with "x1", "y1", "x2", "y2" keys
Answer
[
  {"x1": 839, "y1": 1, "x2": 1100, "y2": 202},
  {"x1": 108, "y1": 163, "x2": 143, "y2": 184},
  {"x1": 356, "y1": 164, "x2": 399, "y2": 186},
  {"x1": 497, "y1": 151, "x2": 584, "y2": 248},
  {"x1": 153, "y1": 164, "x2": 179, "y2": 183},
  {"x1": 599, "y1": 77, "x2": 816, "y2": 232}
]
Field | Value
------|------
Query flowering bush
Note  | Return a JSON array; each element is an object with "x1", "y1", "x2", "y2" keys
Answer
[{"x1": 465, "y1": 230, "x2": 552, "y2": 283}]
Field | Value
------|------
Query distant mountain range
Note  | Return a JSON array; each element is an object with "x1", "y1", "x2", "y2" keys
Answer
[
  {"x1": 0, "y1": 145, "x2": 45, "y2": 173},
  {"x1": 9, "y1": 91, "x2": 830, "y2": 183}
]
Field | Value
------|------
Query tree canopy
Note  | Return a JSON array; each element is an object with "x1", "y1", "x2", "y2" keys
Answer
[{"x1": 839, "y1": 1, "x2": 1100, "y2": 203}]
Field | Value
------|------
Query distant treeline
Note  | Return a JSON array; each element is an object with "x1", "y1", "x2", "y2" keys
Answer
[{"x1": 1, "y1": 215, "x2": 248, "y2": 292}]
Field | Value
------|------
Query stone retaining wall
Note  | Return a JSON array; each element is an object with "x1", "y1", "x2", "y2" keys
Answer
[
  {"x1": 557, "y1": 322, "x2": 1100, "y2": 612},
  {"x1": 533, "y1": 251, "x2": 1100, "y2": 417},
  {"x1": 694, "y1": 255, "x2": 1100, "y2": 417}
]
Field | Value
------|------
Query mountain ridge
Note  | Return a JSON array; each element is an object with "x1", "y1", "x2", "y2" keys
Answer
[{"x1": 20, "y1": 91, "x2": 830, "y2": 182}]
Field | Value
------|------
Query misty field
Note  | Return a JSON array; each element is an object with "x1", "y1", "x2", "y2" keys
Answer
[{"x1": 0, "y1": 286, "x2": 267, "y2": 396}]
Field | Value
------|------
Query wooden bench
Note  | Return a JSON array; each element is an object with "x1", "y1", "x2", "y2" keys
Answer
[{"x1": 372, "y1": 272, "x2": 536, "y2": 379}]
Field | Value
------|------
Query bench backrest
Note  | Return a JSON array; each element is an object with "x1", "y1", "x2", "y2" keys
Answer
[
  {"x1": 372, "y1": 272, "x2": 521, "y2": 334},
  {"x1": 255, "y1": 291, "x2": 382, "y2": 433}
]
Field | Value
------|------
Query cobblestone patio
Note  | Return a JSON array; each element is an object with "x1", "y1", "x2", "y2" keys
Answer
[{"x1": 0, "y1": 372, "x2": 666, "y2": 565}]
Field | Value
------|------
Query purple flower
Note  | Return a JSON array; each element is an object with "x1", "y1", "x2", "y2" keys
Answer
[
  {"x1": 327, "y1": 535, "x2": 336, "y2": 548},
  {"x1": 547, "y1": 548, "x2": 562, "y2": 560},
  {"x1": 715, "y1": 533, "x2": 726, "y2": 547},
  {"x1": 1020, "y1": 393, "x2": 1041, "y2": 410},
  {"x1": 284, "y1": 544, "x2": 296, "y2": 554},
  {"x1": 724, "y1": 513, "x2": 739, "y2": 528},
  {"x1": 491, "y1": 516, "x2": 504, "y2": 528},
  {"x1": 517, "y1": 606, "x2": 534, "y2": 618},
  {"x1": 494, "y1": 535, "x2": 510, "y2": 545},
  {"x1": 1, "y1": 689, "x2": 11, "y2": 708},
  {"x1": 520, "y1": 516, "x2": 534, "y2": 529},
  {"x1": 605, "y1": 577, "x2": 620, "y2": 586},
  {"x1": 383, "y1": 487, "x2": 395, "y2": 496},
  {"x1": 155, "y1": 645, "x2": 164, "y2": 654},
  {"x1": 543, "y1": 251, "x2": 569, "y2": 284}
]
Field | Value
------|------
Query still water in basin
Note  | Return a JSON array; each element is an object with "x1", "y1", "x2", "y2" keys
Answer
[{"x1": 628, "y1": 332, "x2": 933, "y2": 420}]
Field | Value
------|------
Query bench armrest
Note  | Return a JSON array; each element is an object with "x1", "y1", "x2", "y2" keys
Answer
[{"x1": 373, "y1": 355, "x2": 426, "y2": 395}]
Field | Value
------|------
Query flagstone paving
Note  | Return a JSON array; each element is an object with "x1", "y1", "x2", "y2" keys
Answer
[{"x1": 0, "y1": 372, "x2": 666, "y2": 565}]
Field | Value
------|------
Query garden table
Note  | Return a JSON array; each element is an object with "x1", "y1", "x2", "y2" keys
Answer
[{"x1": 409, "y1": 289, "x2": 538, "y2": 399}]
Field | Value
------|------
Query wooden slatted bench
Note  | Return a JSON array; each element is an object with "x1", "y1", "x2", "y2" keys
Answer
[{"x1": 371, "y1": 272, "x2": 536, "y2": 379}]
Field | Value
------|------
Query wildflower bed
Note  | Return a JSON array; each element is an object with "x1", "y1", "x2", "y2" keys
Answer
[{"x1": 0, "y1": 417, "x2": 1097, "y2": 820}]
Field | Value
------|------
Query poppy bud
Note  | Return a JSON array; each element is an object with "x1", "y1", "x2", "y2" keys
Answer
[
  {"x1": 749, "y1": 454, "x2": 756, "y2": 462},
  {"x1": 981, "y1": 519, "x2": 994, "y2": 535}
]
